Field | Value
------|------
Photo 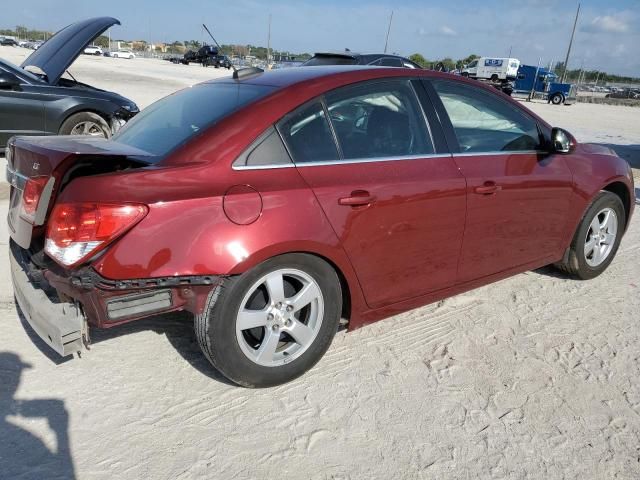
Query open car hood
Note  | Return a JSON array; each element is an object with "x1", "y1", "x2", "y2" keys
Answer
[{"x1": 21, "y1": 17, "x2": 120, "y2": 85}]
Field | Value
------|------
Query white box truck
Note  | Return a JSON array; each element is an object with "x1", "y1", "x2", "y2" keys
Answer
[{"x1": 461, "y1": 57, "x2": 520, "y2": 81}]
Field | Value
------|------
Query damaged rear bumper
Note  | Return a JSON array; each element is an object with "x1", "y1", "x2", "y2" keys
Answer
[
  {"x1": 10, "y1": 241, "x2": 223, "y2": 357},
  {"x1": 10, "y1": 246, "x2": 85, "y2": 356}
]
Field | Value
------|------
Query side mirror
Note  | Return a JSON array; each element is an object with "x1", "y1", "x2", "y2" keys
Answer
[
  {"x1": 551, "y1": 127, "x2": 576, "y2": 154},
  {"x1": 0, "y1": 72, "x2": 22, "y2": 90}
]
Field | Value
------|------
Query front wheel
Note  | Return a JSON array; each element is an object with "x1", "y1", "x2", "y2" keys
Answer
[
  {"x1": 555, "y1": 191, "x2": 625, "y2": 280},
  {"x1": 59, "y1": 112, "x2": 111, "y2": 138},
  {"x1": 550, "y1": 93, "x2": 564, "y2": 105},
  {"x1": 195, "y1": 254, "x2": 342, "y2": 387}
]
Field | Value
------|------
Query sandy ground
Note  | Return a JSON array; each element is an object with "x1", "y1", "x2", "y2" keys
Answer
[{"x1": 1, "y1": 45, "x2": 640, "y2": 479}]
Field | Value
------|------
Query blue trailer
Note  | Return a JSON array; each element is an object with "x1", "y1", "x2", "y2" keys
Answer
[{"x1": 514, "y1": 65, "x2": 577, "y2": 105}]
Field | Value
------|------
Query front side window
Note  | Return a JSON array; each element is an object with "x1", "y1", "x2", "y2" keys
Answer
[
  {"x1": 432, "y1": 80, "x2": 541, "y2": 153},
  {"x1": 325, "y1": 80, "x2": 434, "y2": 159},
  {"x1": 278, "y1": 102, "x2": 339, "y2": 163}
]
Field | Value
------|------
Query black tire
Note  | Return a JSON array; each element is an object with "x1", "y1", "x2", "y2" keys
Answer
[
  {"x1": 461, "y1": 72, "x2": 469, "y2": 77},
  {"x1": 551, "y1": 93, "x2": 564, "y2": 105},
  {"x1": 195, "y1": 253, "x2": 342, "y2": 387},
  {"x1": 555, "y1": 191, "x2": 625, "y2": 280},
  {"x1": 59, "y1": 112, "x2": 111, "y2": 138},
  {"x1": 490, "y1": 74, "x2": 499, "y2": 82}
]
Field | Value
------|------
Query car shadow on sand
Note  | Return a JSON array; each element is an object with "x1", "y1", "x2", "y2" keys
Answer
[
  {"x1": 89, "y1": 311, "x2": 237, "y2": 386},
  {"x1": 14, "y1": 300, "x2": 236, "y2": 386},
  {"x1": 0, "y1": 352, "x2": 76, "y2": 479}
]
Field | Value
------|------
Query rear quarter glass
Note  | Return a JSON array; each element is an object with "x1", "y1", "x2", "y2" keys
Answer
[{"x1": 112, "y1": 83, "x2": 277, "y2": 160}]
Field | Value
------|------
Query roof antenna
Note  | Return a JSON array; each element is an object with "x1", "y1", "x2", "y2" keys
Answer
[{"x1": 202, "y1": 23, "x2": 263, "y2": 80}]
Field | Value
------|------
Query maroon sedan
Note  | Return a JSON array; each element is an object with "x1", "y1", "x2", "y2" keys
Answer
[{"x1": 7, "y1": 66, "x2": 635, "y2": 387}]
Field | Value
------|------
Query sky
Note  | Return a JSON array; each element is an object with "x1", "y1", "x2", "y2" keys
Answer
[{"x1": 4, "y1": 0, "x2": 640, "y2": 76}]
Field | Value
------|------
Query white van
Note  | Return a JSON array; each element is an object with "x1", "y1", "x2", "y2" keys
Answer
[{"x1": 461, "y1": 57, "x2": 520, "y2": 81}]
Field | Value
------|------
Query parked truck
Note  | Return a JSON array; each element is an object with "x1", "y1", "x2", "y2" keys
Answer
[
  {"x1": 461, "y1": 57, "x2": 520, "y2": 81},
  {"x1": 513, "y1": 64, "x2": 577, "y2": 105},
  {"x1": 167, "y1": 45, "x2": 231, "y2": 68}
]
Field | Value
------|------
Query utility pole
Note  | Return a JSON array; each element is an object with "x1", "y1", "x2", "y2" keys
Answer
[
  {"x1": 561, "y1": 2, "x2": 580, "y2": 83},
  {"x1": 267, "y1": 14, "x2": 272, "y2": 69},
  {"x1": 528, "y1": 57, "x2": 542, "y2": 101},
  {"x1": 384, "y1": 10, "x2": 393, "y2": 54},
  {"x1": 577, "y1": 59, "x2": 584, "y2": 85},
  {"x1": 508, "y1": 45, "x2": 512, "y2": 58}
]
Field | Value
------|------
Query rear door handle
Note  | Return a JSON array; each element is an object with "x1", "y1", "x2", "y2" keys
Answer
[
  {"x1": 474, "y1": 182, "x2": 502, "y2": 195},
  {"x1": 338, "y1": 190, "x2": 376, "y2": 207}
]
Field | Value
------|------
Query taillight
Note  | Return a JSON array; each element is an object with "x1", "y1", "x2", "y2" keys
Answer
[
  {"x1": 45, "y1": 203, "x2": 148, "y2": 267},
  {"x1": 20, "y1": 176, "x2": 49, "y2": 223}
]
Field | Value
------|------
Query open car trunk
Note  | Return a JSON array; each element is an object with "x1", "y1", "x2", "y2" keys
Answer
[{"x1": 6, "y1": 136, "x2": 152, "y2": 251}]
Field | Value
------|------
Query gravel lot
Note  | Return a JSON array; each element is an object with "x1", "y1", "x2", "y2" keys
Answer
[{"x1": 1, "y1": 45, "x2": 639, "y2": 479}]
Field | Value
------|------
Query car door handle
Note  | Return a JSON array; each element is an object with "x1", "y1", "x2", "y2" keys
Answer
[
  {"x1": 474, "y1": 182, "x2": 502, "y2": 195},
  {"x1": 338, "y1": 190, "x2": 376, "y2": 207}
]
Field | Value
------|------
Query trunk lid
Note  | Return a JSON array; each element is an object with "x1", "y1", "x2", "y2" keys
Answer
[
  {"x1": 21, "y1": 17, "x2": 120, "y2": 85},
  {"x1": 6, "y1": 136, "x2": 152, "y2": 249}
]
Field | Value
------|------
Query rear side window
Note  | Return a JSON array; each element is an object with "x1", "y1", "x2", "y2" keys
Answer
[
  {"x1": 432, "y1": 80, "x2": 541, "y2": 153},
  {"x1": 233, "y1": 127, "x2": 292, "y2": 167},
  {"x1": 113, "y1": 83, "x2": 276, "y2": 160},
  {"x1": 325, "y1": 80, "x2": 434, "y2": 159},
  {"x1": 278, "y1": 102, "x2": 339, "y2": 163}
]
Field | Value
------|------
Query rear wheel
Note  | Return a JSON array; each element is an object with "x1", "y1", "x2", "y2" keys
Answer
[
  {"x1": 195, "y1": 254, "x2": 342, "y2": 387},
  {"x1": 555, "y1": 191, "x2": 625, "y2": 279},
  {"x1": 59, "y1": 112, "x2": 111, "y2": 138}
]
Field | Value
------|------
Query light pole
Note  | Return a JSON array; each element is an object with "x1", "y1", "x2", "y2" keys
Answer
[
  {"x1": 267, "y1": 14, "x2": 272, "y2": 69},
  {"x1": 561, "y1": 3, "x2": 581, "y2": 84},
  {"x1": 384, "y1": 10, "x2": 394, "y2": 54}
]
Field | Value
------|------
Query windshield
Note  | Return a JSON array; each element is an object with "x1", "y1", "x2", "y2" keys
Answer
[
  {"x1": 303, "y1": 55, "x2": 357, "y2": 66},
  {"x1": 112, "y1": 82, "x2": 276, "y2": 159},
  {"x1": 0, "y1": 58, "x2": 43, "y2": 83}
]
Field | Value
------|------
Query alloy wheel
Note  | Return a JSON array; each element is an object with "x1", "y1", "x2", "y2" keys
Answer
[
  {"x1": 584, "y1": 207, "x2": 618, "y2": 267},
  {"x1": 69, "y1": 121, "x2": 108, "y2": 137},
  {"x1": 235, "y1": 269, "x2": 324, "y2": 367}
]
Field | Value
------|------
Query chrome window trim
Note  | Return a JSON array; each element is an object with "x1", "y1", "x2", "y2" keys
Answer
[
  {"x1": 453, "y1": 150, "x2": 547, "y2": 157},
  {"x1": 232, "y1": 163, "x2": 296, "y2": 171},
  {"x1": 232, "y1": 153, "x2": 452, "y2": 170},
  {"x1": 232, "y1": 150, "x2": 548, "y2": 170},
  {"x1": 294, "y1": 153, "x2": 452, "y2": 168}
]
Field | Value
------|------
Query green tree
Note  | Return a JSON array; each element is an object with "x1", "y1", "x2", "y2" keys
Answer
[
  {"x1": 438, "y1": 57, "x2": 456, "y2": 71},
  {"x1": 408, "y1": 53, "x2": 428, "y2": 68},
  {"x1": 94, "y1": 35, "x2": 109, "y2": 48},
  {"x1": 461, "y1": 54, "x2": 479, "y2": 66}
]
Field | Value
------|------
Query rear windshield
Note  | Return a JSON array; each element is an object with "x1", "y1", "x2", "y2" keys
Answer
[
  {"x1": 303, "y1": 56, "x2": 358, "y2": 66},
  {"x1": 112, "y1": 82, "x2": 276, "y2": 159}
]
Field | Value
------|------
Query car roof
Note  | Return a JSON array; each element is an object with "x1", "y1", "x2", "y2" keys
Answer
[{"x1": 209, "y1": 65, "x2": 438, "y2": 89}]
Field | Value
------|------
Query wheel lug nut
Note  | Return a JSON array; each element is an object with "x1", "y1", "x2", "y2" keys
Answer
[
  {"x1": 276, "y1": 302, "x2": 283, "y2": 308},
  {"x1": 285, "y1": 319, "x2": 292, "y2": 327},
  {"x1": 267, "y1": 313, "x2": 274, "y2": 321},
  {"x1": 272, "y1": 325, "x2": 279, "y2": 331},
  {"x1": 286, "y1": 305, "x2": 293, "y2": 312}
]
